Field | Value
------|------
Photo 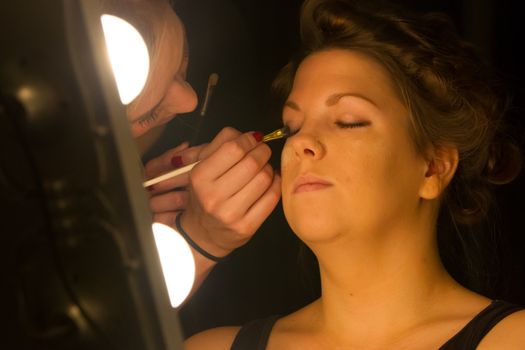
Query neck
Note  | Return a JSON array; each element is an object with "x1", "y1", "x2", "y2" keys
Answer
[{"x1": 306, "y1": 216, "x2": 460, "y2": 345}]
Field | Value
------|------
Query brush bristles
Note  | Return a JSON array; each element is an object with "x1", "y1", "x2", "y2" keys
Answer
[{"x1": 208, "y1": 73, "x2": 219, "y2": 87}]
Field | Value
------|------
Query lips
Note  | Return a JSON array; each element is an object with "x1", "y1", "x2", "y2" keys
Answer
[{"x1": 293, "y1": 174, "x2": 333, "y2": 194}]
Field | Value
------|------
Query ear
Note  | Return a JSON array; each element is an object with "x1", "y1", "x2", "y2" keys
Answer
[{"x1": 419, "y1": 145, "x2": 459, "y2": 200}]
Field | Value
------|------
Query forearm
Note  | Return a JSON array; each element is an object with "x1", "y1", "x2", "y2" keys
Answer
[
  {"x1": 180, "y1": 211, "x2": 232, "y2": 302},
  {"x1": 186, "y1": 247, "x2": 217, "y2": 300}
]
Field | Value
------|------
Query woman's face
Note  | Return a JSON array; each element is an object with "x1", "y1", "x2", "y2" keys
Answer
[
  {"x1": 281, "y1": 49, "x2": 429, "y2": 243},
  {"x1": 126, "y1": 2, "x2": 197, "y2": 137}
]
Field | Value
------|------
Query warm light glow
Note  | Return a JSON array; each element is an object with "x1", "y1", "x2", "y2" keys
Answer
[
  {"x1": 152, "y1": 223, "x2": 195, "y2": 308},
  {"x1": 16, "y1": 86, "x2": 38, "y2": 119},
  {"x1": 101, "y1": 14, "x2": 149, "y2": 105},
  {"x1": 16, "y1": 86, "x2": 35, "y2": 101}
]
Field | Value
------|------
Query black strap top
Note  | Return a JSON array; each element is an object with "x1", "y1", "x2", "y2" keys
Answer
[
  {"x1": 230, "y1": 300, "x2": 524, "y2": 350},
  {"x1": 439, "y1": 299, "x2": 524, "y2": 349}
]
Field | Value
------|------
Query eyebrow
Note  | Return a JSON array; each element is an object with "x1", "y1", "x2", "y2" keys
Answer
[{"x1": 284, "y1": 92, "x2": 378, "y2": 112}]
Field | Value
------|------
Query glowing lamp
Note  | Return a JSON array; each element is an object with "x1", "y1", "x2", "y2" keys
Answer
[
  {"x1": 152, "y1": 223, "x2": 195, "y2": 308},
  {"x1": 1, "y1": 1, "x2": 187, "y2": 348},
  {"x1": 101, "y1": 14, "x2": 149, "y2": 105}
]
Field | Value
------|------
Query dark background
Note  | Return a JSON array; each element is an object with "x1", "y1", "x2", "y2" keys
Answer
[
  {"x1": 0, "y1": 0, "x2": 525, "y2": 349},
  {"x1": 1, "y1": 1, "x2": 522, "y2": 349},
  {"x1": 143, "y1": 0, "x2": 525, "y2": 337}
]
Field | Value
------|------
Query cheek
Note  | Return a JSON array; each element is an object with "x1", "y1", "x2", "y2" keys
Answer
[
  {"x1": 337, "y1": 137, "x2": 402, "y2": 202},
  {"x1": 280, "y1": 144, "x2": 299, "y2": 217},
  {"x1": 164, "y1": 79, "x2": 198, "y2": 113},
  {"x1": 280, "y1": 145, "x2": 295, "y2": 195},
  {"x1": 280, "y1": 144, "x2": 294, "y2": 170},
  {"x1": 357, "y1": 134, "x2": 424, "y2": 210}
]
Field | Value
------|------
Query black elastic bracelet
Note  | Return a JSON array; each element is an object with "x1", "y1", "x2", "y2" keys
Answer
[{"x1": 175, "y1": 213, "x2": 229, "y2": 263}]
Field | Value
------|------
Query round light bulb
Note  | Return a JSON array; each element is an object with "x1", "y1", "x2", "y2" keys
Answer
[
  {"x1": 101, "y1": 14, "x2": 149, "y2": 105},
  {"x1": 151, "y1": 223, "x2": 195, "y2": 308}
]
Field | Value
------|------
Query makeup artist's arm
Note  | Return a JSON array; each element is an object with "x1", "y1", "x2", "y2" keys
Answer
[
  {"x1": 145, "y1": 142, "x2": 211, "y2": 296},
  {"x1": 144, "y1": 127, "x2": 281, "y2": 297}
]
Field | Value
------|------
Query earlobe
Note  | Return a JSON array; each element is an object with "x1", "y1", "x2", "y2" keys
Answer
[{"x1": 419, "y1": 146, "x2": 459, "y2": 200}]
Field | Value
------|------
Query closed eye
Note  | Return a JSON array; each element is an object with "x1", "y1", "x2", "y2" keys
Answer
[
  {"x1": 335, "y1": 120, "x2": 370, "y2": 129},
  {"x1": 282, "y1": 120, "x2": 370, "y2": 138},
  {"x1": 283, "y1": 124, "x2": 300, "y2": 137},
  {"x1": 136, "y1": 109, "x2": 160, "y2": 127}
]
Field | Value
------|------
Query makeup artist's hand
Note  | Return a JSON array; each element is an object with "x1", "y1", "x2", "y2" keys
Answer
[
  {"x1": 181, "y1": 127, "x2": 281, "y2": 258},
  {"x1": 144, "y1": 142, "x2": 205, "y2": 225},
  {"x1": 144, "y1": 127, "x2": 280, "y2": 299}
]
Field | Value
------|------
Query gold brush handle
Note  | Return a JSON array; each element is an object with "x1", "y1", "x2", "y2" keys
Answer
[{"x1": 262, "y1": 126, "x2": 289, "y2": 142}]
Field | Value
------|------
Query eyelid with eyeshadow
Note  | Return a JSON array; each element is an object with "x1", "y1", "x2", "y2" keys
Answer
[
  {"x1": 283, "y1": 120, "x2": 370, "y2": 137},
  {"x1": 282, "y1": 121, "x2": 299, "y2": 137}
]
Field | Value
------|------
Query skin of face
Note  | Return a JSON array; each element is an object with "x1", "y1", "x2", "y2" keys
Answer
[
  {"x1": 281, "y1": 49, "x2": 431, "y2": 245},
  {"x1": 126, "y1": 1, "x2": 197, "y2": 137}
]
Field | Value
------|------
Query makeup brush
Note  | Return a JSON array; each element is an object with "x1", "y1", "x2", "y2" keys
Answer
[
  {"x1": 143, "y1": 125, "x2": 289, "y2": 188},
  {"x1": 262, "y1": 125, "x2": 289, "y2": 142},
  {"x1": 190, "y1": 73, "x2": 219, "y2": 146},
  {"x1": 199, "y1": 73, "x2": 219, "y2": 117}
]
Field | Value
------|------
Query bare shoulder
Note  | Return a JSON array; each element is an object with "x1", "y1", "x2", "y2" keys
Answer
[
  {"x1": 478, "y1": 309, "x2": 525, "y2": 349},
  {"x1": 184, "y1": 326, "x2": 241, "y2": 350}
]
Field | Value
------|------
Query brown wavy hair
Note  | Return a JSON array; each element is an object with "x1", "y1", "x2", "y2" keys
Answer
[
  {"x1": 274, "y1": 0, "x2": 522, "y2": 226},
  {"x1": 274, "y1": 0, "x2": 523, "y2": 294}
]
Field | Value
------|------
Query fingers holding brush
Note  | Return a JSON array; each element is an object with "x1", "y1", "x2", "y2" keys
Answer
[
  {"x1": 144, "y1": 125, "x2": 286, "y2": 259},
  {"x1": 178, "y1": 128, "x2": 281, "y2": 255},
  {"x1": 144, "y1": 141, "x2": 189, "y2": 178},
  {"x1": 142, "y1": 126, "x2": 289, "y2": 188},
  {"x1": 144, "y1": 142, "x2": 206, "y2": 192},
  {"x1": 192, "y1": 128, "x2": 269, "y2": 183},
  {"x1": 181, "y1": 161, "x2": 281, "y2": 255},
  {"x1": 149, "y1": 190, "x2": 189, "y2": 214}
]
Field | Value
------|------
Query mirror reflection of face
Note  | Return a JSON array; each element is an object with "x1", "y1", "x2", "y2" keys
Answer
[
  {"x1": 126, "y1": 2, "x2": 197, "y2": 137},
  {"x1": 281, "y1": 49, "x2": 428, "y2": 243}
]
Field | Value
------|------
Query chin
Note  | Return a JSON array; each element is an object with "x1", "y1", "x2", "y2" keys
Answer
[
  {"x1": 291, "y1": 222, "x2": 342, "y2": 245},
  {"x1": 285, "y1": 206, "x2": 339, "y2": 242}
]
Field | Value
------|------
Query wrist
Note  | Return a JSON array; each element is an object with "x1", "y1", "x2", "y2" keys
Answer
[{"x1": 178, "y1": 212, "x2": 231, "y2": 262}]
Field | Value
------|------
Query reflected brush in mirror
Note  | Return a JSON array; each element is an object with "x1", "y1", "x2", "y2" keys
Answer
[
  {"x1": 199, "y1": 73, "x2": 219, "y2": 117},
  {"x1": 190, "y1": 73, "x2": 219, "y2": 146}
]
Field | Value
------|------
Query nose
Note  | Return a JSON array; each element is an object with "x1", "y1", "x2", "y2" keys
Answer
[
  {"x1": 288, "y1": 131, "x2": 325, "y2": 160},
  {"x1": 165, "y1": 76, "x2": 198, "y2": 113}
]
